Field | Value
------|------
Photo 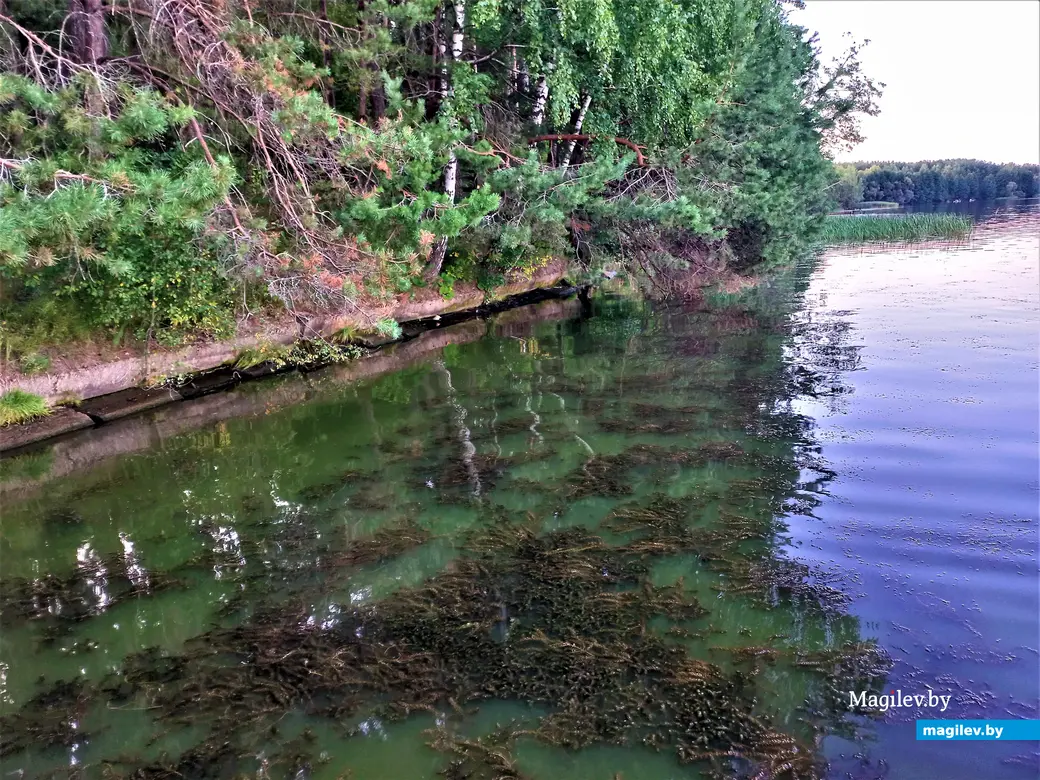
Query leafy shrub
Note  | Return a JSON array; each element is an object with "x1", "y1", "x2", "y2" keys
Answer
[{"x1": 18, "y1": 352, "x2": 50, "y2": 375}]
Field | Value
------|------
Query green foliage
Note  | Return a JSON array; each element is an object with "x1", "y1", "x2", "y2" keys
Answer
[
  {"x1": 693, "y1": 2, "x2": 835, "y2": 268},
  {"x1": 233, "y1": 342, "x2": 293, "y2": 370},
  {"x1": 831, "y1": 164, "x2": 864, "y2": 210},
  {"x1": 0, "y1": 389, "x2": 50, "y2": 427},
  {"x1": 233, "y1": 339, "x2": 362, "y2": 371},
  {"x1": 65, "y1": 231, "x2": 237, "y2": 343},
  {"x1": 375, "y1": 318, "x2": 403, "y2": 340},
  {"x1": 0, "y1": 75, "x2": 236, "y2": 343},
  {"x1": 1, "y1": 0, "x2": 882, "y2": 346},
  {"x1": 286, "y1": 339, "x2": 363, "y2": 368},
  {"x1": 18, "y1": 352, "x2": 51, "y2": 375}
]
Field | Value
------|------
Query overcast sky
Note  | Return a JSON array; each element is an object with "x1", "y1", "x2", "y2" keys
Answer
[{"x1": 790, "y1": 0, "x2": 1040, "y2": 164}]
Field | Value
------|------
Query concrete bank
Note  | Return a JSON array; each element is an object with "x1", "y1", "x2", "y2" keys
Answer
[{"x1": 0, "y1": 272, "x2": 583, "y2": 459}]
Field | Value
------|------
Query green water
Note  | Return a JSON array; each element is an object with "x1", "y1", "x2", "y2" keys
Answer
[{"x1": 1, "y1": 208, "x2": 1037, "y2": 780}]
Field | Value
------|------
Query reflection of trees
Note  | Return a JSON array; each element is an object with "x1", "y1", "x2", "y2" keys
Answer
[
  {"x1": 0, "y1": 274, "x2": 891, "y2": 780},
  {"x1": 435, "y1": 360, "x2": 482, "y2": 498}
]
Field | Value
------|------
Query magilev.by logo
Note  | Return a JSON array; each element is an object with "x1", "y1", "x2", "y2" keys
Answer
[{"x1": 849, "y1": 689, "x2": 952, "y2": 713}]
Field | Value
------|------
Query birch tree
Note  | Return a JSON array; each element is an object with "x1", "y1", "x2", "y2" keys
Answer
[{"x1": 424, "y1": 0, "x2": 467, "y2": 280}]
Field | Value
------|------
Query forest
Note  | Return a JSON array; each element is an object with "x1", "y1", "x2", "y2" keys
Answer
[
  {"x1": 832, "y1": 159, "x2": 1040, "y2": 209},
  {"x1": 0, "y1": 0, "x2": 878, "y2": 350}
]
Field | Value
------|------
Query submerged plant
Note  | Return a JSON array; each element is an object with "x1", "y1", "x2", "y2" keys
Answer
[{"x1": 0, "y1": 504, "x2": 894, "y2": 780}]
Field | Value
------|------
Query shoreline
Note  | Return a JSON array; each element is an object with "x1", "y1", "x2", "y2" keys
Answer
[{"x1": 0, "y1": 263, "x2": 580, "y2": 456}]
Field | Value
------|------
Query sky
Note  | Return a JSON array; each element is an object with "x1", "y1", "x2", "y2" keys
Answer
[{"x1": 789, "y1": 0, "x2": 1040, "y2": 164}]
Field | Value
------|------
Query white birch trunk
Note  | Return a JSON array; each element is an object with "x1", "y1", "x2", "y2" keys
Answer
[
  {"x1": 531, "y1": 72, "x2": 550, "y2": 127},
  {"x1": 450, "y1": 0, "x2": 465, "y2": 60},
  {"x1": 435, "y1": 5, "x2": 448, "y2": 102},
  {"x1": 442, "y1": 0, "x2": 465, "y2": 194},
  {"x1": 443, "y1": 150, "x2": 458, "y2": 205},
  {"x1": 561, "y1": 94, "x2": 591, "y2": 169},
  {"x1": 426, "y1": 0, "x2": 466, "y2": 279}
]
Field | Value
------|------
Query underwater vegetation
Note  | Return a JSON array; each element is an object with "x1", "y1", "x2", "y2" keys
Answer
[
  {"x1": 1, "y1": 508, "x2": 890, "y2": 780},
  {"x1": 0, "y1": 289, "x2": 891, "y2": 780}
]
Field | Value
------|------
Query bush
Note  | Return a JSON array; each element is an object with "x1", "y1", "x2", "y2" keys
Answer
[
  {"x1": 18, "y1": 352, "x2": 50, "y2": 375},
  {"x1": 375, "y1": 318, "x2": 403, "y2": 340},
  {"x1": 67, "y1": 231, "x2": 237, "y2": 343}
]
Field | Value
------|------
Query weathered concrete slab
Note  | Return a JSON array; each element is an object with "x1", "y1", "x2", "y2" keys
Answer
[
  {"x1": 79, "y1": 387, "x2": 183, "y2": 423},
  {"x1": 0, "y1": 269, "x2": 579, "y2": 466},
  {"x1": 0, "y1": 260, "x2": 570, "y2": 405},
  {"x1": 0, "y1": 375, "x2": 312, "y2": 497},
  {"x1": 0, "y1": 408, "x2": 95, "y2": 453},
  {"x1": 239, "y1": 362, "x2": 286, "y2": 380},
  {"x1": 176, "y1": 368, "x2": 240, "y2": 399}
]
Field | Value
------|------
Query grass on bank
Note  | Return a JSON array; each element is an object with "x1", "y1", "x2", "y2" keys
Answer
[
  {"x1": 0, "y1": 389, "x2": 50, "y2": 427},
  {"x1": 821, "y1": 214, "x2": 973, "y2": 245}
]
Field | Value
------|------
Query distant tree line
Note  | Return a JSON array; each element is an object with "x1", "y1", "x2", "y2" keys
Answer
[{"x1": 832, "y1": 160, "x2": 1040, "y2": 209}]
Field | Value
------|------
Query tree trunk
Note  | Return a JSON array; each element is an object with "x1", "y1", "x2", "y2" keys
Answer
[
  {"x1": 424, "y1": 8, "x2": 443, "y2": 120},
  {"x1": 508, "y1": 46, "x2": 519, "y2": 111},
  {"x1": 370, "y1": 65, "x2": 386, "y2": 123},
  {"x1": 355, "y1": 0, "x2": 386, "y2": 124},
  {"x1": 357, "y1": 0, "x2": 369, "y2": 121},
  {"x1": 67, "y1": 0, "x2": 107, "y2": 65},
  {"x1": 531, "y1": 70, "x2": 550, "y2": 127},
  {"x1": 319, "y1": 0, "x2": 334, "y2": 107},
  {"x1": 450, "y1": 0, "x2": 465, "y2": 62},
  {"x1": 435, "y1": 4, "x2": 447, "y2": 106},
  {"x1": 424, "y1": 0, "x2": 466, "y2": 280},
  {"x1": 561, "y1": 94, "x2": 591, "y2": 169}
]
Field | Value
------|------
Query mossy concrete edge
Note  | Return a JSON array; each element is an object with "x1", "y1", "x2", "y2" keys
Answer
[{"x1": 0, "y1": 265, "x2": 573, "y2": 455}]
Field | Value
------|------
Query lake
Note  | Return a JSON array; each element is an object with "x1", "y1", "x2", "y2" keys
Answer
[{"x1": 1, "y1": 203, "x2": 1037, "y2": 780}]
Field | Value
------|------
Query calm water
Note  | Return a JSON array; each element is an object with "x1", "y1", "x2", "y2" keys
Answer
[{"x1": 0, "y1": 205, "x2": 1037, "y2": 780}]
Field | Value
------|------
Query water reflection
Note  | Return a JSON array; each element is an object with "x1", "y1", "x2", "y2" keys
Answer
[
  {"x1": 790, "y1": 205, "x2": 1039, "y2": 779},
  {"x1": 3, "y1": 212, "x2": 1032, "y2": 779}
]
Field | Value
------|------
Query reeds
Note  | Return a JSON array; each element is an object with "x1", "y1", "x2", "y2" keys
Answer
[{"x1": 820, "y1": 214, "x2": 973, "y2": 245}]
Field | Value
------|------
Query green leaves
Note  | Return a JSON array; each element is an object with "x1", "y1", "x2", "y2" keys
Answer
[{"x1": 0, "y1": 0, "x2": 880, "y2": 340}]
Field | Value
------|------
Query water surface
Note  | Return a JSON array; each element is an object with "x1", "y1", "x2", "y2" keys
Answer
[{"x1": 1, "y1": 205, "x2": 1037, "y2": 779}]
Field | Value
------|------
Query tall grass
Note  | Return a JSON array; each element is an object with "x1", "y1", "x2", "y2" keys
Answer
[
  {"x1": 0, "y1": 389, "x2": 50, "y2": 426},
  {"x1": 821, "y1": 214, "x2": 973, "y2": 245}
]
